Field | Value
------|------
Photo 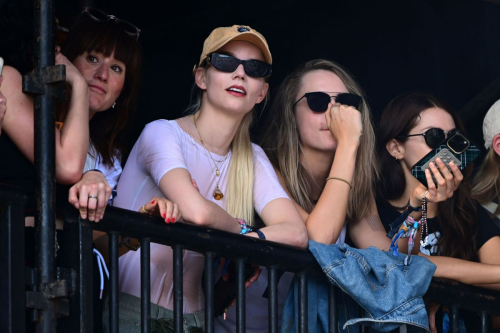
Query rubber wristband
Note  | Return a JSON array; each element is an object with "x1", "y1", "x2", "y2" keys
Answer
[{"x1": 255, "y1": 229, "x2": 266, "y2": 240}]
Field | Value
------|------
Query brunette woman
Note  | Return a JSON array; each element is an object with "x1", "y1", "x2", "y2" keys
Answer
[{"x1": 373, "y1": 92, "x2": 500, "y2": 332}]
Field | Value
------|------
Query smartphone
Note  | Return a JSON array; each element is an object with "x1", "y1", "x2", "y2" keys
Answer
[
  {"x1": 336, "y1": 93, "x2": 362, "y2": 110},
  {"x1": 0, "y1": 57, "x2": 4, "y2": 77},
  {"x1": 411, "y1": 130, "x2": 480, "y2": 188}
]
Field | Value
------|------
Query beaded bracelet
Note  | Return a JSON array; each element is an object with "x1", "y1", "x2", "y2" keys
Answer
[{"x1": 235, "y1": 218, "x2": 253, "y2": 234}]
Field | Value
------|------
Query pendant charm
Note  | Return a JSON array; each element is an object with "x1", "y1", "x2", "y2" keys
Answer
[
  {"x1": 213, "y1": 187, "x2": 224, "y2": 200},
  {"x1": 216, "y1": 170, "x2": 220, "y2": 176}
]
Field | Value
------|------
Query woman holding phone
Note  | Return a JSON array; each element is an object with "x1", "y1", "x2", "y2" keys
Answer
[
  {"x1": 360, "y1": 92, "x2": 500, "y2": 332},
  {"x1": 108, "y1": 25, "x2": 307, "y2": 332}
]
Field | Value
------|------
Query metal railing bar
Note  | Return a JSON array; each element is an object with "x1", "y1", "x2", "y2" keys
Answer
[
  {"x1": 298, "y1": 272, "x2": 307, "y2": 333},
  {"x1": 0, "y1": 200, "x2": 26, "y2": 333},
  {"x1": 236, "y1": 258, "x2": 246, "y2": 333},
  {"x1": 141, "y1": 238, "x2": 151, "y2": 333},
  {"x1": 268, "y1": 266, "x2": 278, "y2": 333},
  {"x1": 450, "y1": 305, "x2": 458, "y2": 333},
  {"x1": 328, "y1": 284, "x2": 337, "y2": 333},
  {"x1": 204, "y1": 252, "x2": 215, "y2": 333},
  {"x1": 173, "y1": 245, "x2": 183, "y2": 332},
  {"x1": 109, "y1": 232, "x2": 119, "y2": 333},
  {"x1": 481, "y1": 311, "x2": 488, "y2": 333},
  {"x1": 91, "y1": 207, "x2": 323, "y2": 276}
]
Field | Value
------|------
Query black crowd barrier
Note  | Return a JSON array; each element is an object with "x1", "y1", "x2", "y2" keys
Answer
[{"x1": 3, "y1": 184, "x2": 500, "y2": 333}]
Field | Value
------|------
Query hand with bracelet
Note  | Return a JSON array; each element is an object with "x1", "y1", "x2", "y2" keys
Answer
[{"x1": 68, "y1": 169, "x2": 112, "y2": 222}]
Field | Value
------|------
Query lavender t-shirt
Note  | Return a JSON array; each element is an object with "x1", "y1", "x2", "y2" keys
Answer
[{"x1": 114, "y1": 119, "x2": 289, "y2": 313}]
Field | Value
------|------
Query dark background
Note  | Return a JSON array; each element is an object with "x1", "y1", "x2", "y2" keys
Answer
[{"x1": 2, "y1": 0, "x2": 500, "y2": 152}]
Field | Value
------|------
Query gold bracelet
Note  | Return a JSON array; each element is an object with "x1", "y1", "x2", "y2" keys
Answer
[{"x1": 326, "y1": 176, "x2": 353, "y2": 189}]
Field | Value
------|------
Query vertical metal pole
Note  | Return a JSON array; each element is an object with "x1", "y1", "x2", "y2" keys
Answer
[
  {"x1": 450, "y1": 305, "x2": 459, "y2": 333},
  {"x1": 480, "y1": 311, "x2": 488, "y2": 333},
  {"x1": 268, "y1": 266, "x2": 278, "y2": 333},
  {"x1": 140, "y1": 239, "x2": 151, "y2": 333},
  {"x1": 59, "y1": 215, "x2": 94, "y2": 333},
  {"x1": 173, "y1": 245, "x2": 183, "y2": 332},
  {"x1": 328, "y1": 284, "x2": 337, "y2": 333},
  {"x1": 33, "y1": 0, "x2": 56, "y2": 331},
  {"x1": 298, "y1": 273, "x2": 308, "y2": 333},
  {"x1": 236, "y1": 258, "x2": 246, "y2": 333},
  {"x1": 109, "y1": 233, "x2": 119, "y2": 333},
  {"x1": 204, "y1": 252, "x2": 215, "y2": 333},
  {"x1": 0, "y1": 196, "x2": 27, "y2": 333}
]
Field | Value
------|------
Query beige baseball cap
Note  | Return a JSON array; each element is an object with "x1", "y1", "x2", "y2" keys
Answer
[
  {"x1": 193, "y1": 25, "x2": 272, "y2": 73},
  {"x1": 483, "y1": 99, "x2": 500, "y2": 149}
]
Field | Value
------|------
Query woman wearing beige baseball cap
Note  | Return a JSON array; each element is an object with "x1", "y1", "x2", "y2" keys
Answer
[{"x1": 110, "y1": 25, "x2": 307, "y2": 332}]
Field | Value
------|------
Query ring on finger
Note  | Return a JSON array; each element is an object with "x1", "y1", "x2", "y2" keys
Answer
[
  {"x1": 140, "y1": 205, "x2": 148, "y2": 213},
  {"x1": 89, "y1": 195, "x2": 98, "y2": 199}
]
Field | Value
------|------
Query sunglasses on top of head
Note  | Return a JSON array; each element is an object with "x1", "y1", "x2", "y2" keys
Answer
[
  {"x1": 293, "y1": 91, "x2": 363, "y2": 112},
  {"x1": 82, "y1": 7, "x2": 141, "y2": 40},
  {"x1": 397, "y1": 128, "x2": 457, "y2": 149},
  {"x1": 205, "y1": 53, "x2": 272, "y2": 78}
]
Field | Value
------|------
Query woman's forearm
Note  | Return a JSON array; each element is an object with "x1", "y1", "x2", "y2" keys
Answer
[
  {"x1": 56, "y1": 79, "x2": 89, "y2": 184},
  {"x1": 424, "y1": 254, "x2": 500, "y2": 285},
  {"x1": 306, "y1": 142, "x2": 358, "y2": 244}
]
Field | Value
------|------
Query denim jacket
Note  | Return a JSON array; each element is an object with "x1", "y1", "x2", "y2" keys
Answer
[{"x1": 281, "y1": 241, "x2": 436, "y2": 332}]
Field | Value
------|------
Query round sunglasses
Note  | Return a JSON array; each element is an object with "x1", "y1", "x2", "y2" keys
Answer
[
  {"x1": 397, "y1": 128, "x2": 456, "y2": 149},
  {"x1": 293, "y1": 91, "x2": 362, "y2": 112},
  {"x1": 206, "y1": 53, "x2": 272, "y2": 78},
  {"x1": 83, "y1": 7, "x2": 141, "y2": 40}
]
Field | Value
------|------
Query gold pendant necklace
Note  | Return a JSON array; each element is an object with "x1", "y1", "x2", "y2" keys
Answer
[{"x1": 193, "y1": 115, "x2": 227, "y2": 200}]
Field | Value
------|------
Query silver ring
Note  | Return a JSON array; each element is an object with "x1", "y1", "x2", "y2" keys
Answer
[{"x1": 88, "y1": 195, "x2": 98, "y2": 199}]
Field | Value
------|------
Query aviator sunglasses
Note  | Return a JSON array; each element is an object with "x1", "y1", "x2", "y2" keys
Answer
[
  {"x1": 397, "y1": 128, "x2": 456, "y2": 149},
  {"x1": 293, "y1": 91, "x2": 362, "y2": 112},
  {"x1": 206, "y1": 53, "x2": 272, "y2": 78},
  {"x1": 83, "y1": 7, "x2": 141, "y2": 40}
]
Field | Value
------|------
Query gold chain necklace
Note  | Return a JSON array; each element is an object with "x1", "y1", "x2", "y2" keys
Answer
[{"x1": 193, "y1": 115, "x2": 227, "y2": 200}]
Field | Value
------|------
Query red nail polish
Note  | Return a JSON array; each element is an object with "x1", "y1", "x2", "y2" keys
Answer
[
  {"x1": 171, "y1": 218, "x2": 175, "y2": 223},
  {"x1": 162, "y1": 213, "x2": 166, "y2": 218},
  {"x1": 151, "y1": 200, "x2": 156, "y2": 204},
  {"x1": 167, "y1": 218, "x2": 170, "y2": 223}
]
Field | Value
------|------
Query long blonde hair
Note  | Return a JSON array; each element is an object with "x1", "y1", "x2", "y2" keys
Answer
[
  {"x1": 261, "y1": 59, "x2": 378, "y2": 221},
  {"x1": 185, "y1": 73, "x2": 269, "y2": 226},
  {"x1": 472, "y1": 149, "x2": 500, "y2": 214}
]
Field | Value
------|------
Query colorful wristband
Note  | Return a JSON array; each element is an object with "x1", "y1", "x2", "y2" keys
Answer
[{"x1": 235, "y1": 218, "x2": 253, "y2": 234}]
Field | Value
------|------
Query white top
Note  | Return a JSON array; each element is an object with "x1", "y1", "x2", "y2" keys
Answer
[{"x1": 114, "y1": 119, "x2": 290, "y2": 313}]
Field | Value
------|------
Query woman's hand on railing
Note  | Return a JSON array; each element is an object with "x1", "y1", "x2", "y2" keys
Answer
[
  {"x1": 139, "y1": 196, "x2": 182, "y2": 224},
  {"x1": 68, "y1": 170, "x2": 112, "y2": 222}
]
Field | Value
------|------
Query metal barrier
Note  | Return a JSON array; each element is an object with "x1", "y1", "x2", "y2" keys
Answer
[{"x1": 3, "y1": 192, "x2": 500, "y2": 332}]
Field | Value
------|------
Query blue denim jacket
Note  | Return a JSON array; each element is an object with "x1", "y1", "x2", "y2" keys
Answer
[{"x1": 281, "y1": 241, "x2": 436, "y2": 332}]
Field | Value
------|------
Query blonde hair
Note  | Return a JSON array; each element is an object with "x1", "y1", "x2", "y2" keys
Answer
[
  {"x1": 472, "y1": 148, "x2": 500, "y2": 214},
  {"x1": 185, "y1": 73, "x2": 269, "y2": 226},
  {"x1": 261, "y1": 59, "x2": 378, "y2": 221}
]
